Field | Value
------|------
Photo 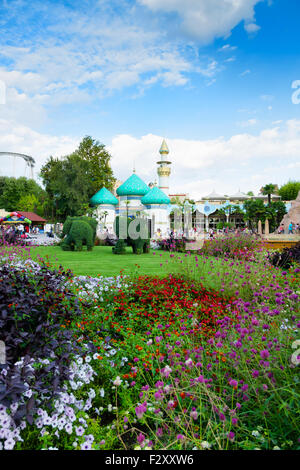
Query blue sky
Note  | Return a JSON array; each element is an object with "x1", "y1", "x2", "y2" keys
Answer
[{"x1": 0, "y1": 0, "x2": 299, "y2": 198}]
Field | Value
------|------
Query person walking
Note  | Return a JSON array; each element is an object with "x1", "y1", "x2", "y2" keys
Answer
[{"x1": 288, "y1": 222, "x2": 293, "y2": 234}]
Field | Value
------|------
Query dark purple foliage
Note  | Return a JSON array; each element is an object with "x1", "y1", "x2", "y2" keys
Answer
[
  {"x1": 269, "y1": 241, "x2": 300, "y2": 269},
  {"x1": 0, "y1": 264, "x2": 91, "y2": 425}
]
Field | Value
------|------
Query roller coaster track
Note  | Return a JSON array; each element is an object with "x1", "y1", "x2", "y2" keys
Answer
[{"x1": 0, "y1": 152, "x2": 35, "y2": 179}]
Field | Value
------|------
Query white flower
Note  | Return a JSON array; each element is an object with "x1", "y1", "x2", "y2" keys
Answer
[
  {"x1": 200, "y1": 441, "x2": 211, "y2": 449},
  {"x1": 185, "y1": 358, "x2": 193, "y2": 368},
  {"x1": 113, "y1": 376, "x2": 122, "y2": 387},
  {"x1": 252, "y1": 430, "x2": 260, "y2": 437}
]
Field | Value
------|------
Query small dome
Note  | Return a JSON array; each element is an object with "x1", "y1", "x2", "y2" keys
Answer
[
  {"x1": 90, "y1": 187, "x2": 118, "y2": 206},
  {"x1": 116, "y1": 173, "x2": 149, "y2": 196},
  {"x1": 229, "y1": 190, "x2": 250, "y2": 200},
  {"x1": 203, "y1": 190, "x2": 227, "y2": 200},
  {"x1": 141, "y1": 186, "x2": 171, "y2": 205}
]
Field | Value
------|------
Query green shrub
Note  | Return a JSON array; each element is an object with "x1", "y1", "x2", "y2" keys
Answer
[
  {"x1": 115, "y1": 216, "x2": 150, "y2": 255},
  {"x1": 112, "y1": 239, "x2": 127, "y2": 254},
  {"x1": 62, "y1": 216, "x2": 97, "y2": 251}
]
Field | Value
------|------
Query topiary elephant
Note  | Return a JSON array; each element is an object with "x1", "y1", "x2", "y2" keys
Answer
[{"x1": 61, "y1": 219, "x2": 94, "y2": 251}]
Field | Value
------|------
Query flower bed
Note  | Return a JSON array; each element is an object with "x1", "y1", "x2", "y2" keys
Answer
[{"x1": 0, "y1": 244, "x2": 299, "y2": 450}]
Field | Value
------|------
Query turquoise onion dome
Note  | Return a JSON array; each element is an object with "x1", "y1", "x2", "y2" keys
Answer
[
  {"x1": 116, "y1": 173, "x2": 149, "y2": 196},
  {"x1": 141, "y1": 186, "x2": 171, "y2": 205},
  {"x1": 90, "y1": 187, "x2": 118, "y2": 206}
]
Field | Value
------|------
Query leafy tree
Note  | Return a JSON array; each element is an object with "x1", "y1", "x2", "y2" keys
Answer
[
  {"x1": 243, "y1": 199, "x2": 287, "y2": 232},
  {"x1": 0, "y1": 176, "x2": 46, "y2": 213},
  {"x1": 18, "y1": 194, "x2": 40, "y2": 212},
  {"x1": 73, "y1": 136, "x2": 115, "y2": 196},
  {"x1": 278, "y1": 181, "x2": 300, "y2": 201},
  {"x1": 260, "y1": 183, "x2": 278, "y2": 205},
  {"x1": 247, "y1": 191, "x2": 254, "y2": 196},
  {"x1": 40, "y1": 137, "x2": 115, "y2": 221},
  {"x1": 243, "y1": 199, "x2": 268, "y2": 229}
]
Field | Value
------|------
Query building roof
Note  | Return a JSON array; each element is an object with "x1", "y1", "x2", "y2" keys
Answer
[
  {"x1": 159, "y1": 139, "x2": 169, "y2": 154},
  {"x1": 202, "y1": 190, "x2": 227, "y2": 200},
  {"x1": 90, "y1": 187, "x2": 118, "y2": 206},
  {"x1": 141, "y1": 186, "x2": 171, "y2": 205},
  {"x1": 17, "y1": 211, "x2": 46, "y2": 222},
  {"x1": 116, "y1": 173, "x2": 150, "y2": 196},
  {"x1": 255, "y1": 193, "x2": 281, "y2": 200},
  {"x1": 229, "y1": 190, "x2": 250, "y2": 200}
]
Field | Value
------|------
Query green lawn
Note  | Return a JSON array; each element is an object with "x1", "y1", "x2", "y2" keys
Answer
[{"x1": 31, "y1": 245, "x2": 181, "y2": 277}]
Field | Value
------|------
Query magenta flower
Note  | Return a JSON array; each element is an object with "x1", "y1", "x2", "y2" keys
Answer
[
  {"x1": 229, "y1": 379, "x2": 238, "y2": 388},
  {"x1": 260, "y1": 350, "x2": 270, "y2": 359},
  {"x1": 137, "y1": 433, "x2": 145, "y2": 444}
]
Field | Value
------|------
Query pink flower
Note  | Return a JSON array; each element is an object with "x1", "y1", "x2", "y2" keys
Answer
[
  {"x1": 137, "y1": 433, "x2": 145, "y2": 444},
  {"x1": 260, "y1": 350, "x2": 270, "y2": 359}
]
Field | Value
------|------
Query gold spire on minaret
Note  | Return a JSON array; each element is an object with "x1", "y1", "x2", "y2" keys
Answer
[{"x1": 159, "y1": 139, "x2": 169, "y2": 155}]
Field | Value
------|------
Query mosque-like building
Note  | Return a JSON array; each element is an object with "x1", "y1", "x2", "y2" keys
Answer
[
  {"x1": 90, "y1": 139, "x2": 286, "y2": 236},
  {"x1": 90, "y1": 140, "x2": 172, "y2": 236}
]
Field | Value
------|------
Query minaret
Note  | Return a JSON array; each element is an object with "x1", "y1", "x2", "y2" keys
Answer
[{"x1": 157, "y1": 139, "x2": 171, "y2": 195}]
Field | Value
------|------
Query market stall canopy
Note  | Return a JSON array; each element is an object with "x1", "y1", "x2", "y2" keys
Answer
[{"x1": 0, "y1": 211, "x2": 32, "y2": 224}]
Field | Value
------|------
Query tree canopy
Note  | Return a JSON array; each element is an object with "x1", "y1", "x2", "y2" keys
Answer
[
  {"x1": 40, "y1": 136, "x2": 115, "y2": 221},
  {"x1": 0, "y1": 176, "x2": 46, "y2": 214},
  {"x1": 278, "y1": 181, "x2": 300, "y2": 201},
  {"x1": 243, "y1": 199, "x2": 286, "y2": 232},
  {"x1": 260, "y1": 183, "x2": 278, "y2": 205}
]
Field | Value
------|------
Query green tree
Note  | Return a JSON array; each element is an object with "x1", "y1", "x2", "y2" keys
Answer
[
  {"x1": 243, "y1": 199, "x2": 267, "y2": 229},
  {"x1": 261, "y1": 183, "x2": 278, "y2": 205},
  {"x1": 0, "y1": 176, "x2": 46, "y2": 213},
  {"x1": 18, "y1": 193, "x2": 40, "y2": 212},
  {"x1": 243, "y1": 199, "x2": 287, "y2": 232},
  {"x1": 278, "y1": 181, "x2": 300, "y2": 201},
  {"x1": 73, "y1": 136, "x2": 115, "y2": 195},
  {"x1": 40, "y1": 137, "x2": 115, "y2": 221}
]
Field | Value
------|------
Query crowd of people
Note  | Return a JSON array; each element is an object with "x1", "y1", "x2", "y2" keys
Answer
[{"x1": 278, "y1": 221, "x2": 300, "y2": 234}]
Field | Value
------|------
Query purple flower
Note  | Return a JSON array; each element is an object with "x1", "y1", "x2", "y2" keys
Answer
[
  {"x1": 135, "y1": 402, "x2": 147, "y2": 419},
  {"x1": 229, "y1": 379, "x2": 238, "y2": 388},
  {"x1": 75, "y1": 426, "x2": 85, "y2": 436},
  {"x1": 137, "y1": 433, "x2": 145, "y2": 444},
  {"x1": 260, "y1": 350, "x2": 270, "y2": 359}
]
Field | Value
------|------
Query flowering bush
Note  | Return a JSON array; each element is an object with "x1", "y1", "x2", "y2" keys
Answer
[
  {"x1": 268, "y1": 241, "x2": 300, "y2": 269},
  {"x1": 158, "y1": 237, "x2": 186, "y2": 252},
  {"x1": 1, "y1": 243, "x2": 299, "y2": 450},
  {"x1": 0, "y1": 262, "x2": 91, "y2": 430},
  {"x1": 0, "y1": 228, "x2": 27, "y2": 247},
  {"x1": 200, "y1": 233, "x2": 263, "y2": 260}
]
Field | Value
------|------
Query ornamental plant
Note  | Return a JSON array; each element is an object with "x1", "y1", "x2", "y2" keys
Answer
[
  {"x1": 0, "y1": 262, "x2": 90, "y2": 426},
  {"x1": 268, "y1": 241, "x2": 300, "y2": 269},
  {"x1": 200, "y1": 233, "x2": 263, "y2": 260}
]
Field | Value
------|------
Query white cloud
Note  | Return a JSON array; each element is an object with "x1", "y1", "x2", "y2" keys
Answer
[
  {"x1": 0, "y1": 119, "x2": 79, "y2": 179},
  {"x1": 244, "y1": 22, "x2": 261, "y2": 33},
  {"x1": 238, "y1": 118, "x2": 258, "y2": 127},
  {"x1": 240, "y1": 69, "x2": 251, "y2": 77},
  {"x1": 109, "y1": 120, "x2": 300, "y2": 198},
  {"x1": 1, "y1": 119, "x2": 300, "y2": 197},
  {"x1": 218, "y1": 44, "x2": 237, "y2": 52},
  {"x1": 139, "y1": 0, "x2": 263, "y2": 42}
]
